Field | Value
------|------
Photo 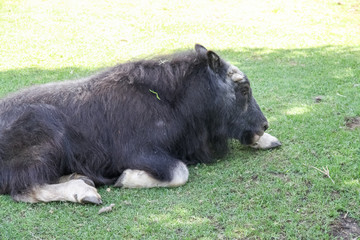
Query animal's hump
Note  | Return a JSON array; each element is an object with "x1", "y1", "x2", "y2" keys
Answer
[{"x1": 99, "y1": 49, "x2": 208, "y2": 88}]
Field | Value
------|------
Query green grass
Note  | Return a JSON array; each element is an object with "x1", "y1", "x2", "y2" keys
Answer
[{"x1": 1, "y1": 0, "x2": 360, "y2": 239}]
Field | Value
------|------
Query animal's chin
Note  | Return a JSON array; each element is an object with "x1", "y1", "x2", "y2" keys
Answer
[{"x1": 252, "y1": 134, "x2": 261, "y2": 144}]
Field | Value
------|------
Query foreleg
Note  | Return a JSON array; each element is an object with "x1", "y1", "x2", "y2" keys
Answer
[
  {"x1": 114, "y1": 161, "x2": 189, "y2": 188},
  {"x1": 13, "y1": 174, "x2": 102, "y2": 204}
]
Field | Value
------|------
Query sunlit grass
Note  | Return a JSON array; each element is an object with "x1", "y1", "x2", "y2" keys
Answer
[
  {"x1": 285, "y1": 106, "x2": 311, "y2": 115},
  {"x1": 1, "y1": 0, "x2": 359, "y2": 70}
]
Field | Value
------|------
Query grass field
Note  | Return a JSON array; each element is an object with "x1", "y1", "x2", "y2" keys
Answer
[{"x1": 0, "y1": 0, "x2": 360, "y2": 239}]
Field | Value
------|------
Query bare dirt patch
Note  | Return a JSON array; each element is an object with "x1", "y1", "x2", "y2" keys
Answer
[
  {"x1": 345, "y1": 116, "x2": 360, "y2": 130},
  {"x1": 330, "y1": 213, "x2": 360, "y2": 239}
]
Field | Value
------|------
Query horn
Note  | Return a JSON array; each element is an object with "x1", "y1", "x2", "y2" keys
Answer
[
  {"x1": 232, "y1": 72, "x2": 245, "y2": 82},
  {"x1": 227, "y1": 65, "x2": 246, "y2": 82}
]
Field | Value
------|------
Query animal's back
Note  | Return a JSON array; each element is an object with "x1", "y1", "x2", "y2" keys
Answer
[{"x1": 0, "y1": 76, "x2": 94, "y2": 112}]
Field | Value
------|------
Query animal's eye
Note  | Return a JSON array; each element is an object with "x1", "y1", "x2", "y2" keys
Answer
[{"x1": 240, "y1": 86, "x2": 249, "y2": 96}]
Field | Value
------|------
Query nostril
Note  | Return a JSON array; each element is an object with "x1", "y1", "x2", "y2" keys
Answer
[{"x1": 263, "y1": 122, "x2": 269, "y2": 131}]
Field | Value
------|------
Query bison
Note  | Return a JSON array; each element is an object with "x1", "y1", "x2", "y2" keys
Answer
[{"x1": 0, "y1": 44, "x2": 280, "y2": 204}]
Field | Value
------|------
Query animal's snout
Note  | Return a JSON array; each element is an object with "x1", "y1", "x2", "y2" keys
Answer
[{"x1": 263, "y1": 122, "x2": 269, "y2": 132}]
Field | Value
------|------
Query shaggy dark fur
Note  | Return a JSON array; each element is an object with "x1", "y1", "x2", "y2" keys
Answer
[{"x1": 0, "y1": 44, "x2": 267, "y2": 197}]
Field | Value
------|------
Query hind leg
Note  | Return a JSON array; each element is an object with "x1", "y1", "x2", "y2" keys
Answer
[
  {"x1": 12, "y1": 175, "x2": 102, "y2": 204},
  {"x1": 0, "y1": 105, "x2": 82, "y2": 200}
]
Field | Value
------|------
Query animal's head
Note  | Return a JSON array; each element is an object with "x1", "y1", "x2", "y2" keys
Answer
[{"x1": 195, "y1": 44, "x2": 280, "y2": 149}]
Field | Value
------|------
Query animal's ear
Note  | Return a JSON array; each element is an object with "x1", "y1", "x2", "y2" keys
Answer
[
  {"x1": 195, "y1": 44, "x2": 207, "y2": 56},
  {"x1": 207, "y1": 51, "x2": 221, "y2": 73}
]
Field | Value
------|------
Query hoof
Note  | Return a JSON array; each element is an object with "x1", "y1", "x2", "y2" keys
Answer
[
  {"x1": 114, "y1": 173, "x2": 125, "y2": 188},
  {"x1": 81, "y1": 196, "x2": 103, "y2": 205},
  {"x1": 69, "y1": 180, "x2": 102, "y2": 205}
]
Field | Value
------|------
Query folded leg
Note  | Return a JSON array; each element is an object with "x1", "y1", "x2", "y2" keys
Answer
[
  {"x1": 115, "y1": 161, "x2": 188, "y2": 188},
  {"x1": 114, "y1": 150, "x2": 189, "y2": 188},
  {"x1": 13, "y1": 174, "x2": 102, "y2": 204}
]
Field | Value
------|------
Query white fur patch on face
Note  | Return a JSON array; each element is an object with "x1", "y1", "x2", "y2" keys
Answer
[
  {"x1": 115, "y1": 162, "x2": 189, "y2": 188},
  {"x1": 250, "y1": 133, "x2": 282, "y2": 150},
  {"x1": 13, "y1": 179, "x2": 102, "y2": 204}
]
